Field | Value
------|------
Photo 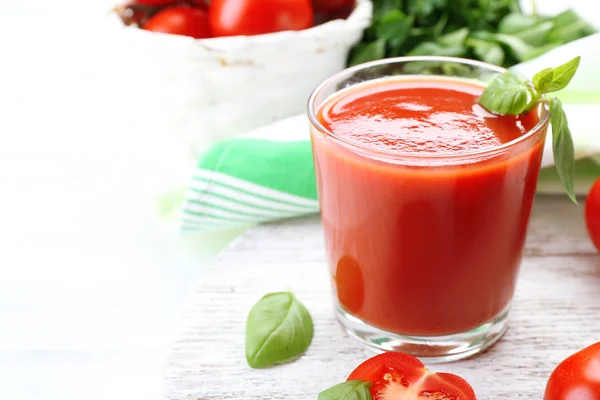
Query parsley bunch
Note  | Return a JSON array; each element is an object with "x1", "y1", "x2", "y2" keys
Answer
[{"x1": 349, "y1": 0, "x2": 596, "y2": 68}]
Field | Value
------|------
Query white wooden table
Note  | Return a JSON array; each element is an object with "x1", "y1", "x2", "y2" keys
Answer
[{"x1": 164, "y1": 195, "x2": 600, "y2": 399}]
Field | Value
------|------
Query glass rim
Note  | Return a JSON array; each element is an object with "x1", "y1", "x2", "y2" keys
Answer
[{"x1": 307, "y1": 56, "x2": 551, "y2": 161}]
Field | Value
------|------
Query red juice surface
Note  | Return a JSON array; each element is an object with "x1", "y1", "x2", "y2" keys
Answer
[{"x1": 312, "y1": 77, "x2": 545, "y2": 336}]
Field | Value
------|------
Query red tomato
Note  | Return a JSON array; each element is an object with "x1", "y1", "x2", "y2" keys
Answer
[
  {"x1": 130, "y1": 0, "x2": 178, "y2": 6},
  {"x1": 586, "y1": 178, "x2": 600, "y2": 252},
  {"x1": 347, "y1": 353, "x2": 476, "y2": 400},
  {"x1": 143, "y1": 6, "x2": 211, "y2": 39},
  {"x1": 545, "y1": 342, "x2": 600, "y2": 399},
  {"x1": 312, "y1": 0, "x2": 354, "y2": 12},
  {"x1": 209, "y1": 0, "x2": 314, "y2": 37}
]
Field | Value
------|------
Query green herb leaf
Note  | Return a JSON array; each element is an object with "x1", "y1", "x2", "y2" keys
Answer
[
  {"x1": 532, "y1": 67, "x2": 554, "y2": 92},
  {"x1": 498, "y1": 13, "x2": 538, "y2": 34},
  {"x1": 438, "y1": 27, "x2": 469, "y2": 46},
  {"x1": 407, "y1": 42, "x2": 466, "y2": 57},
  {"x1": 478, "y1": 57, "x2": 581, "y2": 203},
  {"x1": 245, "y1": 292, "x2": 313, "y2": 369},
  {"x1": 543, "y1": 56, "x2": 581, "y2": 93},
  {"x1": 318, "y1": 381, "x2": 373, "y2": 400},
  {"x1": 478, "y1": 70, "x2": 536, "y2": 115},
  {"x1": 549, "y1": 98, "x2": 577, "y2": 203},
  {"x1": 469, "y1": 39, "x2": 505, "y2": 65},
  {"x1": 512, "y1": 21, "x2": 553, "y2": 47},
  {"x1": 348, "y1": 40, "x2": 386, "y2": 66},
  {"x1": 376, "y1": 11, "x2": 413, "y2": 47}
]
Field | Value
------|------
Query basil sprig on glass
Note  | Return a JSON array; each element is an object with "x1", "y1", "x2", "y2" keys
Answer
[
  {"x1": 245, "y1": 291, "x2": 314, "y2": 368},
  {"x1": 478, "y1": 56, "x2": 580, "y2": 203}
]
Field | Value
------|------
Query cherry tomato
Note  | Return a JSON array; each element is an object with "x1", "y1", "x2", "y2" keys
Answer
[
  {"x1": 209, "y1": 0, "x2": 314, "y2": 37},
  {"x1": 585, "y1": 178, "x2": 600, "y2": 252},
  {"x1": 347, "y1": 353, "x2": 476, "y2": 400},
  {"x1": 312, "y1": 0, "x2": 354, "y2": 12},
  {"x1": 545, "y1": 342, "x2": 600, "y2": 399},
  {"x1": 143, "y1": 6, "x2": 211, "y2": 39},
  {"x1": 130, "y1": 0, "x2": 178, "y2": 6}
]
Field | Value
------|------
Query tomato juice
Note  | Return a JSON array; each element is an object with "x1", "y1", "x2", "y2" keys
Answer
[{"x1": 309, "y1": 65, "x2": 548, "y2": 346}]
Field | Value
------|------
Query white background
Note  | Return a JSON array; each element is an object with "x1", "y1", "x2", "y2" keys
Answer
[{"x1": 0, "y1": 0, "x2": 595, "y2": 399}]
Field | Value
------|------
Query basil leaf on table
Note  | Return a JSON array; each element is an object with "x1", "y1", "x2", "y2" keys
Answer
[
  {"x1": 245, "y1": 291, "x2": 313, "y2": 369},
  {"x1": 318, "y1": 380, "x2": 373, "y2": 400}
]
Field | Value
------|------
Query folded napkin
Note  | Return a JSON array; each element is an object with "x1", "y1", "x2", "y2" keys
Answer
[{"x1": 178, "y1": 34, "x2": 600, "y2": 232}]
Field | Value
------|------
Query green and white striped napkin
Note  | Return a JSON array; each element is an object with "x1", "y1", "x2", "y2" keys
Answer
[
  {"x1": 179, "y1": 118, "x2": 319, "y2": 231},
  {"x1": 175, "y1": 35, "x2": 600, "y2": 233}
]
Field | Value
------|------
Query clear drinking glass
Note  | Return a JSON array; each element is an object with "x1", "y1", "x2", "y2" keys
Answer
[{"x1": 307, "y1": 56, "x2": 550, "y2": 362}]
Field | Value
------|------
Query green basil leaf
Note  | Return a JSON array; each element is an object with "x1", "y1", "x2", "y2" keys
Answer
[
  {"x1": 512, "y1": 21, "x2": 553, "y2": 47},
  {"x1": 407, "y1": 42, "x2": 466, "y2": 57},
  {"x1": 318, "y1": 381, "x2": 373, "y2": 400},
  {"x1": 376, "y1": 11, "x2": 413, "y2": 47},
  {"x1": 473, "y1": 32, "x2": 533, "y2": 62},
  {"x1": 348, "y1": 40, "x2": 386, "y2": 66},
  {"x1": 438, "y1": 27, "x2": 469, "y2": 47},
  {"x1": 550, "y1": 9, "x2": 587, "y2": 30},
  {"x1": 478, "y1": 70, "x2": 536, "y2": 115},
  {"x1": 543, "y1": 56, "x2": 581, "y2": 93},
  {"x1": 549, "y1": 98, "x2": 577, "y2": 203},
  {"x1": 498, "y1": 13, "x2": 539, "y2": 34},
  {"x1": 469, "y1": 39, "x2": 504, "y2": 65},
  {"x1": 245, "y1": 292, "x2": 314, "y2": 369},
  {"x1": 532, "y1": 67, "x2": 554, "y2": 93},
  {"x1": 547, "y1": 19, "x2": 597, "y2": 44}
]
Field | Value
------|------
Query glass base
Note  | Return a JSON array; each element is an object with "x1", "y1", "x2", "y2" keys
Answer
[{"x1": 336, "y1": 304, "x2": 509, "y2": 363}]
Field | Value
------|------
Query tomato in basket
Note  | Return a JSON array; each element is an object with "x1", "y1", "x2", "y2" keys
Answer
[
  {"x1": 143, "y1": 5, "x2": 211, "y2": 39},
  {"x1": 131, "y1": 0, "x2": 178, "y2": 6},
  {"x1": 209, "y1": 0, "x2": 314, "y2": 37},
  {"x1": 312, "y1": 0, "x2": 354, "y2": 12}
]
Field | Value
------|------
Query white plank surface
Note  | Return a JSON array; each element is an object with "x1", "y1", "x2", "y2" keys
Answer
[{"x1": 164, "y1": 195, "x2": 600, "y2": 399}]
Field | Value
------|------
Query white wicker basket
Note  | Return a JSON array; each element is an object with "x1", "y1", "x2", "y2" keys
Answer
[{"x1": 109, "y1": 1, "x2": 372, "y2": 159}]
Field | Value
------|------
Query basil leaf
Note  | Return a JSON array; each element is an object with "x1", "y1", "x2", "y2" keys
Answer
[
  {"x1": 512, "y1": 21, "x2": 553, "y2": 47},
  {"x1": 547, "y1": 19, "x2": 597, "y2": 44},
  {"x1": 376, "y1": 11, "x2": 413, "y2": 47},
  {"x1": 498, "y1": 13, "x2": 538, "y2": 34},
  {"x1": 549, "y1": 98, "x2": 577, "y2": 203},
  {"x1": 532, "y1": 67, "x2": 554, "y2": 93},
  {"x1": 543, "y1": 56, "x2": 581, "y2": 93},
  {"x1": 408, "y1": 42, "x2": 466, "y2": 57},
  {"x1": 318, "y1": 381, "x2": 373, "y2": 400},
  {"x1": 473, "y1": 32, "x2": 533, "y2": 62},
  {"x1": 478, "y1": 70, "x2": 535, "y2": 115},
  {"x1": 469, "y1": 39, "x2": 505, "y2": 65},
  {"x1": 438, "y1": 28, "x2": 469, "y2": 47},
  {"x1": 245, "y1": 292, "x2": 314, "y2": 369},
  {"x1": 348, "y1": 40, "x2": 386, "y2": 66}
]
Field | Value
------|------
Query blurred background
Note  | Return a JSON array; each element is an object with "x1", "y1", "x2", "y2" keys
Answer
[{"x1": 0, "y1": 1, "x2": 598, "y2": 399}]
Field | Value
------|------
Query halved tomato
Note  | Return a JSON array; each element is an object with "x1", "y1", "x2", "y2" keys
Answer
[{"x1": 347, "y1": 353, "x2": 476, "y2": 399}]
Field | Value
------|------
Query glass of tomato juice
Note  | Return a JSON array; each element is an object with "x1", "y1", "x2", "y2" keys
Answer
[{"x1": 307, "y1": 57, "x2": 550, "y2": 362}]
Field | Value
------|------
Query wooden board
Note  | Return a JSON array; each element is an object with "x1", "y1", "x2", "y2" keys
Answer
[{"x1": 164, "y1": 195, "x2": 600, "y2": 399}]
